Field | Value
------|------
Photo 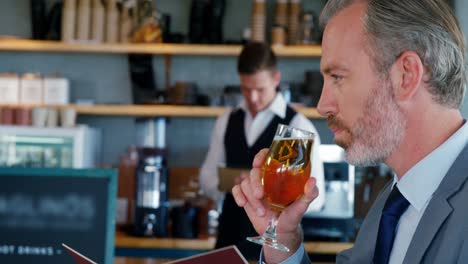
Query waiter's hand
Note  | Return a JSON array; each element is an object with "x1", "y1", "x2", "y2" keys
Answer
[{"x1": 232, "y1": 149, "x2": 319, "y2": 263}]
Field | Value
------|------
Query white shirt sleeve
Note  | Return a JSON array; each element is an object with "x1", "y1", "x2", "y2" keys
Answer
[
  {"x1": 289, "y1": 114, "x2": 325, "y2": 211},
  {"x1": 199, "y1": 111, "x2": 230, "y2": 201},
  {"x1": 259, "y1": 244, "x2": 307, "y2": 264},
  {"x1": 280, "y1": 244, "x2": 307, "y2": 264}
]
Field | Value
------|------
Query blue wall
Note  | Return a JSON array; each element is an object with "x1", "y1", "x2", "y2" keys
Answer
[
  {"x1": 0, "y1": 0, "x2": 466, "y2": 167},
  {"x1": 0, "y1": 0, "x2": 330, "y2": 166}
]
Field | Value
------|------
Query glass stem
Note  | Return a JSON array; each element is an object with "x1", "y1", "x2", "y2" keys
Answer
[{"x1": 263, "y1": 211, "x2": 280, "y2": 243}]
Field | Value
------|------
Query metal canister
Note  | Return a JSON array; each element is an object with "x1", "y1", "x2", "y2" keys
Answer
[
  {"x1": 20, "y1": 73, "x2": 43, "y2": 104},
  {"x1": 134, "y1": 147, "x2": 169, "y2": 237},
  {"x1": 0, "y1": 73, "x2": 20, "y2": 104}
]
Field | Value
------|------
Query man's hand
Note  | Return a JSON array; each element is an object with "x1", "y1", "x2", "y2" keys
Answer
[
  {"x1": 232, "y1": 149, "x2": 319, "y2": 263},
  {"x1": 234, "y1": 171, "x2": 248, "y2": 185}
]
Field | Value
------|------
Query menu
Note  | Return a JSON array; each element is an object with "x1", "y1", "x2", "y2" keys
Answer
[
  {"x1": 62, "y1": 244, "x2": 97, "y2": 264},
  {"x1": 167, "y1": 246, "x2": 249, "y2": 264}
]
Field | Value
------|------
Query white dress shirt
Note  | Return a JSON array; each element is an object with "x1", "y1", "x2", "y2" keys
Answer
[
  {"x1": 281, "y1": 120, "x2": 468, "y2": 264},
  {"x1": 199, "y1": 93, "x2": 325, "y2": 211}
]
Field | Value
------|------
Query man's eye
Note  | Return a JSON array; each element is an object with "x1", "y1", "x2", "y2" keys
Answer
[{"x1": 331, "y1": 74, "x2": 343, "y2": 82}]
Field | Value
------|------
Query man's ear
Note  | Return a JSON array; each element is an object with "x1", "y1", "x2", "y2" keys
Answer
[
  {"x1": 273, "y1": 70, "x2": 281, "y2": 86},
  {"x1": 390, "y1": 51, "x2": 425, "y2": 102}
]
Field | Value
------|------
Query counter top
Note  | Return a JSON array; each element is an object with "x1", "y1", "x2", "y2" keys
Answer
[
  {"x1": 115, "y1": 231, "x2": 353, "y2": 255},
  {"x1": 115, "y1": 231, "x2": 216, "y2": 251}
]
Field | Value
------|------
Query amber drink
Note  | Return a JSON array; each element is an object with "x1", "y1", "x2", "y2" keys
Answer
[
  {"x1": 247, "y1": 124, "x2": 314, "y2": 252},
  {"x1": 263, "y1": 138, "x2": 312, "y2": 212}
]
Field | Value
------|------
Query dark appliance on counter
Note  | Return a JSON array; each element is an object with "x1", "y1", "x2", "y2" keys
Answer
[
  {"x1": 188, "y1": 0, "x2": 206, "y2": 43},
  {"x1": 301, "y1": 144, "x2": 356, "y2": 242},
  {"x1": 167, "y1": 81, "x2": 199, "y2": 105},
  {"x1": 45, "y1": 2, "x2": 63, "y2": 41},
  {"x1": 170, "y1": 201, "x2": 200, "y2": 238},
  {"x1": 206, "y1": 0, "x2": 226, "y2": 43},
  {"x1": 129, "y1": 54, "x2": 165, "y2": 104},
  {"x1": 221, "y1": 85, "x2": 242, "y2": 107},
  {"x1": 134, "y1": 147, "x2": 169, "y2": 237},
  {"x1": 30, "y1": 0, "x2": 47, "y2": 40},
  {"x1": 189, "y1": 0, "x2": 226, "y2": 44}
]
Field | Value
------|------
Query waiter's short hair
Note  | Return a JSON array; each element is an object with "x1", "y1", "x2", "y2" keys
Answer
[{"x1": 237, "y1": 42, "x2": 277, "y2": 74}]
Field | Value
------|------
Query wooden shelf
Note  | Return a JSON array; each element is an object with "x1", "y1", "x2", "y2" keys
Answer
[
  {"x1": 72, "y1": 104, "x2": 228, "y2": 117},
  {"x1": 0, "y1": 104, "x2": 324, "y2": 119},
  {"x1": 71, "y1": 104, "x2": 324, "y2": 118},
  {"x1": 0, "y1": 39, "x2": 321, "y2": 57},
  {"x1": 273, "y1": 44, "x2": 322, "y2": 57}
]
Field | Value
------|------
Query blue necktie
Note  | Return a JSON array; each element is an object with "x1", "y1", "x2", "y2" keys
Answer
[{"x1": 373, "y1": 185, "x2": 410, "y2": 264}]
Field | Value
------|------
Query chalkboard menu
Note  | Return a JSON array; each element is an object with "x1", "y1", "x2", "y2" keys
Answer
[{"x1": 0, "y1": 168, "x2": 117, "y2": 264}]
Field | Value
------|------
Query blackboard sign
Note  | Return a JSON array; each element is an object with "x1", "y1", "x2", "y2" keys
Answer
[{"x1": 0, "y1": 168, "x2": 117, "y2": 264}]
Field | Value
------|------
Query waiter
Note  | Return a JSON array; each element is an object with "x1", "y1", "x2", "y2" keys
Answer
[{"x1": 199, "y1": 42, "x2": 325, "y2": 259}]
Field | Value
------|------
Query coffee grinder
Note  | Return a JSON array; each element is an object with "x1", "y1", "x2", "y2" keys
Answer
[{"x1": 134, "y1": 118, "x2": 169, "y2": 237}]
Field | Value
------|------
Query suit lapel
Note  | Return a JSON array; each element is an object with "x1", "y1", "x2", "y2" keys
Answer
[
  {"x1": 403, "y1": 197, "x2": 452, "y2": 263},
  {"x1": 403, "y1": 143, "x2": 468, "y2": 263}
]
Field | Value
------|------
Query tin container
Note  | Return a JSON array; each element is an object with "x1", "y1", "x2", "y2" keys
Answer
[{"x1": 20, "y1": 73, "x2": 43, "y2": 104}]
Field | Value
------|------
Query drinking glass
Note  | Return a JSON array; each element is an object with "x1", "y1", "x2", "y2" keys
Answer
[{"x1": 246, "y1": 124, "x2": 314, "y2": 252}]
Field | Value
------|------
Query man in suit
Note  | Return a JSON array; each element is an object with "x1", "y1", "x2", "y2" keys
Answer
[{"x1": 232, "y1": 0, "x2": 468, "y2": 263}]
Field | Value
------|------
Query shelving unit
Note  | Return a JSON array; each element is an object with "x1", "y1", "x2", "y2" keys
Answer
[
  {"x1": 0, "y1": 104, "x2": 325, "y2": 119},
  {"x1": 0, "y1": 39, "x2": 323, "y2": 119},
  {"x1": 0, "y1": 40, "x2": 323, "y2": 119},
  {"x1": 0, "y1": 36, "x2": 324, "y2": 167},
  {"x1": 0, "y1": 39, "x2": 322, "y2": 57},
  {"x1": 0, "y1": 38, "x2": 323, "y2": 101}
]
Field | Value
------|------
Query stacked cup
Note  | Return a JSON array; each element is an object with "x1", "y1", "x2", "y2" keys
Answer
[
  {"x1": 275, "y1": 0, "x2": 288, "y2": 28},
  {"x1": 272, "y1": 0, "x2": 288, "y2": 46},
  {"x1": 251, "y1": 0, "x2": 266, "y2": 42},
  {"x1": 288, "y1": 0, "x2": 301, "y2": 45}
]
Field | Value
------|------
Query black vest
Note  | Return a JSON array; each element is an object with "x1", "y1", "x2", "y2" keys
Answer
[{"x1": 224, "y1": 105, "x2": 297, "y2": 168}]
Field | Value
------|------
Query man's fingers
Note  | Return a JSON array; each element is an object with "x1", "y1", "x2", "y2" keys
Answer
[
  {"x1": 240, "y1": 172, "x2": 249, "y2": 181},
  {"x1": 253, "y1": 149, "x2": 269, "y2": 168},
  {"x1": 232, "y1": 178, "x2": 266, "y2": 217},
  {"x1": 241, "y1": 176, "x2": 266, "y2": 217},
  {"x1": 250, "y1": 167, "x2": 264, "y2": 199},
  {"x1": 301, "y1": 177, "x2": 319, "y2": 204},
  {"x1": 232, "y1": 184, "x2": 246, "y2": 207}
]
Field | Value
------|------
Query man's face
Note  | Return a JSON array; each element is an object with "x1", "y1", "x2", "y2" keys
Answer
[
  {"x1": 318, "y1": 3, "x2": 406, "y2": 166},
  {"x1": 239, "y1": 70, "x2": 280, "y2": 116}
]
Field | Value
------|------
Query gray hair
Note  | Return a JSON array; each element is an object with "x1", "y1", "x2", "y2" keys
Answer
[{"x1": 320, "y1": 0, "x2": 467, "y2": 109}]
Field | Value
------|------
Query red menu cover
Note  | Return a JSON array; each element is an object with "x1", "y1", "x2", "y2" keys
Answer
[
  {"x1": 62, "y1": 243, "x2": 97, "y2": 264},
  {"x1": 167, "y1": 246, "x2": 249, "y2": 264}
]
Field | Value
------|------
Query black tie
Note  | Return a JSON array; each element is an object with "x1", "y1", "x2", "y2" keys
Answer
[{"x1": 373, "y1": 185, "x2": 410, "y2": 264}]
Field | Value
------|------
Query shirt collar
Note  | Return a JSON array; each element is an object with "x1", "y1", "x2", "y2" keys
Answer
[
  {"x1": 239, "y1": 93, "x2": 287, "y2": 119},
  {"x1": 395, "y1": 120, "x2": 468, "y2": 211}
]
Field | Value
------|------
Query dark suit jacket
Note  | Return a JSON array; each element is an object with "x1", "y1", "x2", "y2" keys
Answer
[{"x1": 298, "y1": 142, "x2": 468, "y2": 263}]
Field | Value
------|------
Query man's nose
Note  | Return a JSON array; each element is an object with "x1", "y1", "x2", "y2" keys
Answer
[
  {"x1": 317, "y1": 82, "x2": 337, "y2": 117},
  {"x1": 249, "y1": 91, "x2": 259, "y2": 102}
]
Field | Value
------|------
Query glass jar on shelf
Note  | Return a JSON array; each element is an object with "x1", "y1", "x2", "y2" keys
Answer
[{"x1": 297, "y1": 11, "x2": 319, "y2": 45}]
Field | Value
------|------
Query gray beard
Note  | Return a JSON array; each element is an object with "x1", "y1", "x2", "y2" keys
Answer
[{"x1": 344, "y1": 81, "x2": 406, "y2": 166}]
